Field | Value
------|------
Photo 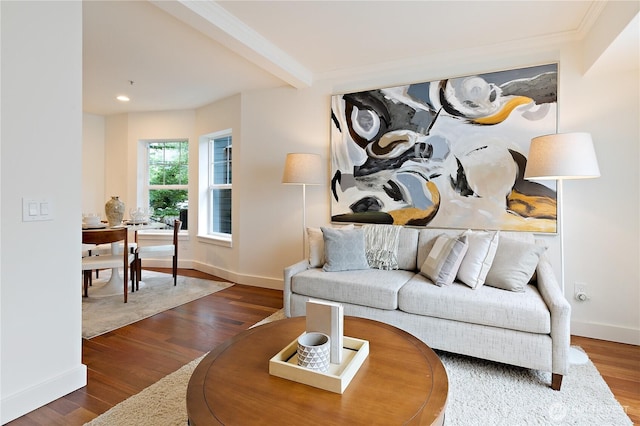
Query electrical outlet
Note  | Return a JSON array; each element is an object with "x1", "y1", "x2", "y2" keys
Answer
[{"x1": 574, "y1": 282, "x2": 589, "y2": 302}]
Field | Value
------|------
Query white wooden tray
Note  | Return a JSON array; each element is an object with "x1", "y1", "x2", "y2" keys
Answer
[{"x1": 269, "y1": 334, "x2": 369, "y2": 394}]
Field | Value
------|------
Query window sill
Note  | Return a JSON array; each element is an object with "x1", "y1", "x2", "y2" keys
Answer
[
  {"x1": 136, "y1": 230, "x2": 189, "y2": 242},
  {"x1": 197, "y1": 234, "x2": 232, "y2": 248}
]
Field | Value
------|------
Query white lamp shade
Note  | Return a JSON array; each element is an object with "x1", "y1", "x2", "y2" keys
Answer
[
  {"x1": 282, "y1": 153, "x2": 323, "y2": 185},
  {"x1": 524, "y1": 132, "x2": 600, "y2": 180}
]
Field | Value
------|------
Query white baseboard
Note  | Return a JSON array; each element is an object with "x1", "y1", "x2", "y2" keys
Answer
[
  {"x1": 141, "y1": 258, "x2": 282, "y2": 290},
  {"x1": 191, "y1": 261, "x2": 282, "y2": 290},
  {"x1": 572, "y1": 320, "x2": 640, "y2": 345},
  {"x1": 1, "y1": 364, "x2": 87, "y2": 424},
  {"x1": 139, "y1": 258, "x2": 192, "y2": 270}
]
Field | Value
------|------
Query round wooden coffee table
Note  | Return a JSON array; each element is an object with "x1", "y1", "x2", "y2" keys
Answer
[{"x1": 187, "y1": 316, "x2": 448, "y2": 425}]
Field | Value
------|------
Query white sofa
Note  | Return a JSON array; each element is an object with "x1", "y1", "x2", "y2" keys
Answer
[{"x1": 284, "y1": 227, "x2": 571, "y2": 390}]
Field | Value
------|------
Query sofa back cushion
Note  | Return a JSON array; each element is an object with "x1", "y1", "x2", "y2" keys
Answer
[
  {"x1": 397, "y1": 227, "x2": 420, "y2": 271},
  {"x1": 497, "y1": 231, "x2": 535, "y2": 244}
]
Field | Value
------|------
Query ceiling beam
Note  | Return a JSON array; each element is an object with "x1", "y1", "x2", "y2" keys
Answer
[{"x1": 150, "y1": 0, "x2": 312, "y2": 89}]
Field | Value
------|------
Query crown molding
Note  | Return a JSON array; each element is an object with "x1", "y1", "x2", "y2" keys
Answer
[
  {"x1": 576, "y1": 1, "x2": 608, "y2": 40},
  {"x1": 151, "y1": 0, "x2": 313, "y2": 89}
]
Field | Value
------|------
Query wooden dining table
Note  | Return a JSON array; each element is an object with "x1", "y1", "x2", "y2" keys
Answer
[{"x1": 82, "y1": 222, "x2": 166, "y2": 297}]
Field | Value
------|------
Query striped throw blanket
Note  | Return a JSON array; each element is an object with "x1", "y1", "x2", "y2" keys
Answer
[{"x1": 363, "y1": 224, "x2": 402, "y2": 270}]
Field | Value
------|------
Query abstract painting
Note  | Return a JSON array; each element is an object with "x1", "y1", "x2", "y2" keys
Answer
[{"x1": 330, "y1": 63, "x2": 558, "y2": 233}]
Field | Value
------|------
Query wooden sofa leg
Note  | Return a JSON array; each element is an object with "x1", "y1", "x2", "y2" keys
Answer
[{"x1": 551, "y1": 373, "x2": 563, "y2": 391}]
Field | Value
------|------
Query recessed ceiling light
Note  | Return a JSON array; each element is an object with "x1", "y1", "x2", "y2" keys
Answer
[{"x1": 116, "y1": 95, "x2": 130, "y2": 102}]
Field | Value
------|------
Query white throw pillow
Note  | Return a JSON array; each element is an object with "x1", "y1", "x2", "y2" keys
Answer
[
  {"x1": 420, "y1": 234, "x2": 469, "y2": 287},
  {"x1": 308, "y1": 224, "x2": 354, "y2": 267},
  {"x1": 456, "y1": 230, "x2": 499, "y2": 289},
  {"x1": 485, "y1": 238, "x2": 547, "y2": 292}
]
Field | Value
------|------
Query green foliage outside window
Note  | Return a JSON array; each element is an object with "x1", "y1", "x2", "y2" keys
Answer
[
  {"x1": 149, "y1": 189, "x2": 188, "y2": 217},
  {"x1": 148, "y1": 141, "x2": 188, "y2": 224}
]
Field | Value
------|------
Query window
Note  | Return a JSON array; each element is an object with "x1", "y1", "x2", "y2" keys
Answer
[
  {"x1": 145, "y1": 140, "x2": 188, "y2": 230},
  {"x1": 209, "y1": 133, "x2": 232, "y2": 236}
]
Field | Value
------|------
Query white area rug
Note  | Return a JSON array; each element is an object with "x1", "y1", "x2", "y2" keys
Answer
[
  {"x1": 84, "y1": 310, "x2": 631, "y2": 425},
  {"x1": 82, "y1": 270, "x2": 233, "y2": 339}
]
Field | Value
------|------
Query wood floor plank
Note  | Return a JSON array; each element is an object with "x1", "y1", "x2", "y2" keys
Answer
[
  {"x1": 571, "y1": 335, "x2": 640, "y2": 424},
  {"x1": 5, "y1": 269, "x2": 638, "y2": 425}
]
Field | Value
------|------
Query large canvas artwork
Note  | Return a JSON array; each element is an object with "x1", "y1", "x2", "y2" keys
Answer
[{"x1": 330, "y1": 63, "x2": 558, "y2": 233}]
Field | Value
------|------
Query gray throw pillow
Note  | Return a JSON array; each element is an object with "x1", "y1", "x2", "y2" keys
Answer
[
  {"x1": 420, "y1": 234, "x2": 469, "y2": 286},
  {"x1": 485, "y1": 238, "x2": 547, "y2": 292},
  {"x1": 307, "y1": 224, "x2": 355, "y2": 268},
  {"x1": 321, "y1": 227, "x2": 369, "y2": 272}
]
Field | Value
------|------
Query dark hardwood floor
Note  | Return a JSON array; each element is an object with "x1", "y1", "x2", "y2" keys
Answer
[
  {"x1": 7, "y1": 268, "x2": 639, "y2": 425},
  {"x1": 7, "y1": 268, "x2": 282, "y2": 426}
]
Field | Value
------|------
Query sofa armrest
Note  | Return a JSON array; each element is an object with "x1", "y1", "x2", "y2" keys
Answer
[
  {"x1": 535, "y1": 253, "x2": 571, "y2": 375},
  {"x1": 283, "y1": 260, "x2": 310, "y2": 317}
]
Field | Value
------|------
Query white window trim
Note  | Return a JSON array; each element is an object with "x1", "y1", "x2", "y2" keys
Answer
[
  {"x1": 198, "y1": 129, "x2": 233, "y2": 246},
  {"x1": 197, "y1": 233, "x2": 232, "y2": 247}
]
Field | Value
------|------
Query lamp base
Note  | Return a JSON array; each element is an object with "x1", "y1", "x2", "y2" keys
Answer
[{"x1": 569, "y1": 346, "x2": 589, "y2": 365}]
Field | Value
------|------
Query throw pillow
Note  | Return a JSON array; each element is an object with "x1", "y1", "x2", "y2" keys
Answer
[
  {"x1": 485, "y1": 238, "x2": 547, "y2": 292},
  {"x1": 363, "y1": 224, "x2": 401, "y2": 270},
  {"x1": 321, "y1": 227, "x2": 369, "y2": 272},
  {"x1": 456, "y1": 230, "x2": 499, "y2": 289},
  {"x1": 308, "y1": 224, "x2": 354, "y2": 267},
  {"x1": 420, "y1": 234, "x2": 469, "y2": 286}
]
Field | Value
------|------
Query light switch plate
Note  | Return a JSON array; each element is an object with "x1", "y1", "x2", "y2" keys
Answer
[{"x1": 22, "y1": 198, "x2": 54, "y2": 222}]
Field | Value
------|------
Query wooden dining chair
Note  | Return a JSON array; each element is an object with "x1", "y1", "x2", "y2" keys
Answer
[
  {"x1": 82, "y1": 227, "x2": 135, "y2": 303},
  {"x1": 89, "y1": 240, "x2": 137, "y2": 280},
  {"x1": 135, "y1": 220, "x2": 181, "y2": 289}
]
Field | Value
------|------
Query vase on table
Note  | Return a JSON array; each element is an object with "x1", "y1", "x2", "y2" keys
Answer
[{"x1": 105, "y1": 196, "x2": 125, "y2": 227}]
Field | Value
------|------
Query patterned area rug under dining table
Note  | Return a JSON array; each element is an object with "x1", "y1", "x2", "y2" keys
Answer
[{"x1": 82, "y1": 269, "x2": 233, "y2": 339}]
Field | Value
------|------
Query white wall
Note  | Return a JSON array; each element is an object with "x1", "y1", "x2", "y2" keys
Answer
[
  {"x1": 563, "y1": 58, "x2": 639, "y2": 344},
  {"x1": 104, "y1": 113, "x2": 130, "y2": 210},
  {"x1": 1, "y1": 2, "x2": 86, "y2": 423},
  {"x1": 239, "y1": 86, "x2": 332, "y2": 281},
  {"x1": 82, "y1": 113, "x2": 105, "y2": 215}
]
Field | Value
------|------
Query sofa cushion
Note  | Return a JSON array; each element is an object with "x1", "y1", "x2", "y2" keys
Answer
[
  {"x1": 397, "y1": 227, "x2": 419, "y2": 271},
  {"x1": 485, "y1": 237, "x2": 547, "y2": 292},
  {"x1": 456, "y1": 230, "x2": 500, "y2": 289},
  {"x1": 498, "y1": 231, "x2": 535, "y2": 244},
  {"x1": 291, "y1": 268, "x2": 415, "y2": 310},
  {"x1": 398, "y1": 275, "x2": 551, "y2": 334},
  {"x1": 420, "y1": 234, "x2": 468, "y2": 286},
  {"x1": 321, "y1": 227, "x2": 369, "y2": 272}
]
